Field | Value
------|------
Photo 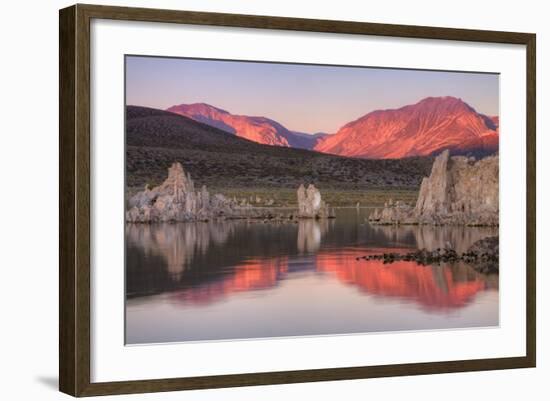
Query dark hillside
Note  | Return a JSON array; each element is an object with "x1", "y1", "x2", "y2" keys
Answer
[{"x1": 126, "y1": 106, "x2": 433, "y2": 192}]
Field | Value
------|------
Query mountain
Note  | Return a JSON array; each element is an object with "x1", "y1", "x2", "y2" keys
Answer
[
  {"x1": 314, "y1": 97, "x2": 499, "y2": 159},
  {"x1": 126, "y1": 105, "x2": 262, "y2": 150},
  {"x1": 166, "y1": 103, "x2": 322, "y2": 150},
  {"x1": 126, "y1": 106, "x2": 433, "y2": 191}
]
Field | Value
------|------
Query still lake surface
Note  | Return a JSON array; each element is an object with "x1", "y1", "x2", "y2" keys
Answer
[{"x1": 126, "y1": 208, "x2": 499, "y2": 344}]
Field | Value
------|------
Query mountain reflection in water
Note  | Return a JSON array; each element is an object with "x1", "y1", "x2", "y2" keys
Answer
[{"x1": 126, "y1": 209, "x2": 498, "y2": 343}]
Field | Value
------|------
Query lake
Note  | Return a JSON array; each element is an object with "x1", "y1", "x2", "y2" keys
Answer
[{"x1": 125, "y1": 208, "x2": 499, "y2": 344}]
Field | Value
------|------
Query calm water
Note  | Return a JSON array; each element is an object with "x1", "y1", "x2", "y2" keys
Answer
[{"x1": 125, "y1": 209, "x2": 499, "y2": 344}]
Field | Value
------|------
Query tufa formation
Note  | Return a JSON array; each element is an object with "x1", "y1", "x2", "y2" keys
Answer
[
  {"x1": 126, "y1": 163, "x2": 248, "y2": 223},
  {"x1": 369, "y1": 150, "x2": 498, "y2": 226},
  {"x1": 297, "y1": 184, "x2": 333, "y2": 219}
]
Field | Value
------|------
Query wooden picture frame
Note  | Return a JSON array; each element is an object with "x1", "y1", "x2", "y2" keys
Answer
[{"x1": 59, "y1": 3, "x2": 536, "y2": 397}]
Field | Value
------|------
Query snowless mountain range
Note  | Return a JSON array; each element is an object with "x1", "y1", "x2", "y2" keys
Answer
[{"x1": 164, "y1": 96, "x2": 498, "y2": 159}]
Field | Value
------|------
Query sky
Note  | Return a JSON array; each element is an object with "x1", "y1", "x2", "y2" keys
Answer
[{"x1": 126, "y1": 55, "x2": 499, "y2": 134}]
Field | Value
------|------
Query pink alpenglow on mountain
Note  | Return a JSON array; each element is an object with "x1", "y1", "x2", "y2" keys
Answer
[
  {"x1": 166, "y1": 103, "x2": 321, "y2": 150},
  {"x1": 314, "y1": 96, "x2": 499, "y2": 159}
]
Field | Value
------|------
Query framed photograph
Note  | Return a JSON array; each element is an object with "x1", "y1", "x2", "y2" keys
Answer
[{"x1": 59, "y1": 4, "x2": 536, "y2": 397}]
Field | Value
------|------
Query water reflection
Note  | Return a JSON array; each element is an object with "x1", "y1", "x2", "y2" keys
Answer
[
  {"x1": 315, "y1": 250, "x2": 495, "y2": 311},
  {"x1": 170, "y1": 258, "x2": 289, "y2": 305},
  {"x1": 127, "y1": 209, "x2": 497, "y2": 310},
  {"x1": 161, "y1": 254, "x2": 493, "y2": 311},
  {"x1": 126, "y1": 222, "x2": 235, "y2": 279},
  {"x1": 297, "y1": 219, "x2": 331, "y2": 253},
  {"x1": 371, "y1": 224, "x2": 498, "y2": 253}
]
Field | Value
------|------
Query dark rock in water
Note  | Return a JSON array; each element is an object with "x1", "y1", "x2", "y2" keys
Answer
[
  {"x1": 465, "y1": 236, "x2": 499, "y2": 273},
  {"x1": 358, "y1": 235, "x2": 499, "y2": 273}
]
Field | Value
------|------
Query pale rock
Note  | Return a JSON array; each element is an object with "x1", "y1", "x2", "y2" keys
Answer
[
  {"x1": 297, "y1": 184, "x2": 331, "y2": 218},
  {"x1": 369, "y1": 150, "x2": 499, "y2": 226},
  {"x1": 126, "y1": 162, "x2": 243, "y2": 223}
]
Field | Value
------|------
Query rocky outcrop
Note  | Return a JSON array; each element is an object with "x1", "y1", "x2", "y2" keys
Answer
[
  {"x1": 297, "y1": 184, "x2": 333, "y2": 218},
  {"x1": 369, "y1": 150, "x2": 498, "y2": 226},
  {"x1": 369, "y1": 199, "x2": 416, "y2": 225},
  {"x1": 126, "y1": 163, "x2": 250, "y2": 223}
]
